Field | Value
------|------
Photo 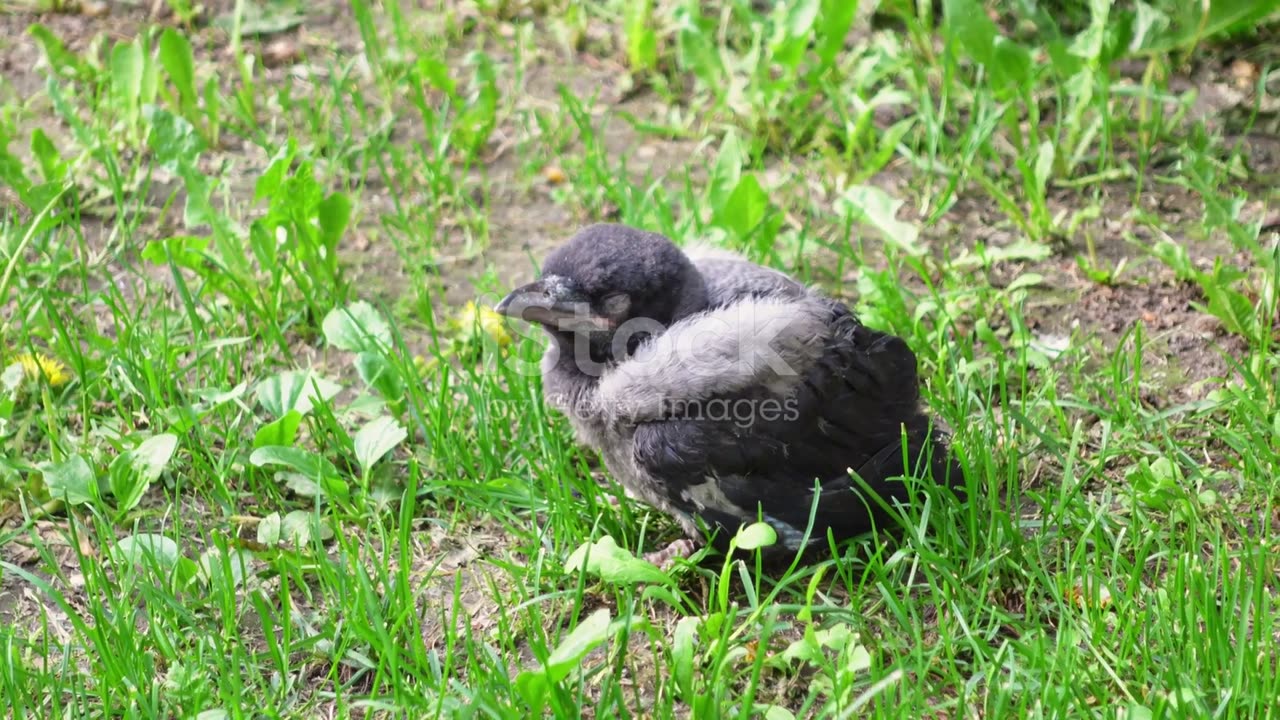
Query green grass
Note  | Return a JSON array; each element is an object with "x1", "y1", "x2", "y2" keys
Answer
[{"x1": 2, "y1": 0, "x2": 1279, "y2": 717}]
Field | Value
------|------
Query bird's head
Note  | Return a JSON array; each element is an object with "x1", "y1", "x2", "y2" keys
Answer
[{"x1": 494, "y1": 223, "x2": 707, "y2": 365}]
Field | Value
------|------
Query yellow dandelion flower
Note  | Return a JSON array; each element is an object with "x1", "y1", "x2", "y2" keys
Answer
[
  {"x1": 17, "y1": 352, "x2": 71, "y2": 387},
  {"x1": 455, "y1": 301, "x2": 511, "y2": 347}
]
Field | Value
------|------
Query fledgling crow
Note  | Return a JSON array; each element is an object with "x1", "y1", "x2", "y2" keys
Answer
[{"x1": 494, "y1": 223, "x2": 964, "y2": 566}]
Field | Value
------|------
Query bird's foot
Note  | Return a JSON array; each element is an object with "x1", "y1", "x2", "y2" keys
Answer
[{"x1": 644, "y1": 538, "x2": 700, "y2": 570}]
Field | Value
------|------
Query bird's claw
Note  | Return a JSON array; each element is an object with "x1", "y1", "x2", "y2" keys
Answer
[{"x1": 644, "y1": 538, "x2": 700, "y2": 570}]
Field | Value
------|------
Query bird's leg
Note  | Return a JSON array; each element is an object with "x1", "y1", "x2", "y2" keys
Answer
[
  {"x1": 601, "y1": 486, "x2": 698, "y2": 567},
  {"x1": 644, "y1": 538, "x2": 700, "y2": 569}
]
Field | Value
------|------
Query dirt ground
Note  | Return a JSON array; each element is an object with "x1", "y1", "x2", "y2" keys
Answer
[{"x1": 3, "y1": 2, "x2": 1275, "y2": 327}]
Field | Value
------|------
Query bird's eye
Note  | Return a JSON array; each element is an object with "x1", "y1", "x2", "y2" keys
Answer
[{"x1": 601, "y1": 292, "x2": 631, "y2": 318}]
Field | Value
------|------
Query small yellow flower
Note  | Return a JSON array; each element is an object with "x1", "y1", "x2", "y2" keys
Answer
[
  {"x1": 455, "y1": 301, "x2": 511, "y2": 347},
  {"x1": 16, "y1": 352, "x2": 71, "y2": 387}
]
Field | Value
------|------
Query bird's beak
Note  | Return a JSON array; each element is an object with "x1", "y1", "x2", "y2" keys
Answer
[{"x1": 494, "y1": 277, "x2": 612, "y2": 332}]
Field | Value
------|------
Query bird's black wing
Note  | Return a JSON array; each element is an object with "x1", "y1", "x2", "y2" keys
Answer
[{"x1": 631, "y1": 300, "x2": 962, "y2": 552}]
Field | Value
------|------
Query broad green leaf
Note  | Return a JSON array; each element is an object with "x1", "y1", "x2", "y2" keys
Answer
[
  {"x1": 108, "y1": 453, "x2": 143, "y2": 515},
  {"x1": 1033, "y1": 140, "x2": 1055, "y2": 196},
  {"x1": 718, "y1": 173, "x2": 769, "y2": 240},
  {"x1": 282, "y1": 472, "x2": 323, "y2": 497},
  {"x1": 818, "y1": 623, "x2": 856, "y2": 652},
  {"x1": 732, "y1": 521, "x2": 778, "y2": 551},
  {"x1": 990, "y1": 37, "x2": 1033, "y2": 89},
  {"x1": 27, "y1": 24, "x2": 91, "y2": 80},
  {"x1": 417, "y1": 54, "x2": 456, "y2": 97},
  {"x1": 249, "y1": 446, "x2": 343, "y2": 487},
  {"x1": 352, "y1": 416, "x2": 407, "y2": 474},
  {"x1": 516, "y1": 608, "x2": 635, "y2": 714},
  {"x1": 1143, "y1": 0, "x2": 1277, "y2": 55},
  {"x1": 190, "y1": 379, "x2": 250, "y2": 406},
  {"x1": 640, "y1": 584, "x2": 683, "y2": 609},
  {"x1": 254, "y1": 370, "x2": 342, "y2": 417},
  {"x1": 671, "y1": 616, "x2": 700, "y2": 699},
  {"x1": 837, "y1": 185, "x2": 922, "y2": 255},
  {"x1": 780, "y1": 628, "x2": 823, "y2": 665},
  {"x1": 454, "y1": 52, "x2": 498, "y2": 156},
  {"x1": 951, "y1": 237, "x2": 1053, "y2": 269},
  {"x1": 547, "y1": 610, "x2": 633, "y2": 673},
  {"x1": 29, "y1": 128, "x2": 65, "y2": 183},
  {"x1": 943, "y1": 0, "x2": 997, "y2": 65},
  {"x1": 198, "y1": 547, "x2": 252, "y2": 594},
  {"x1": 624, "y1": 0, "x2": 657, "y2": 71},
  {"x1": 323, "y1": 301, "x2": 393, "y2": 353},
  {"x1": 674, "y1": 3, "x2": 721, "y2": 81},
  {"x1": 316, "y1": 192, "x2": 351, "y2": 257},
  {"x1": 158, "y1": 28, "x2": 197, "y2": 112},
  {"x1": 1, "y1": 362, "x2": 25, "y2": 393},
  {"x1": 943, "y1": 0, "x2": 1031, "y2": 90},
  {"x1": 255, "y1": 139, "x2": 297, "y2": 201},
  {"x1": 1128, "y1": 2, "x2": 1171, "y2": 52},
  {"x1": 1151, "y1": 239, "x2": 1196, "y2": 281},
  {"x1": 0, "y1": 125, "x2": 31, "y2": 194},
  {"x1": 815, "y1": 0, "x2": 858, "y2": 65},
  {"x1": 346, "y1": 394, "x2": 388, "y2": 417},
  {"x1": 281, "y1": 510, "x2": 317, "y2": 547},
  {"x1": 1123, "y1": 705, "x2": 1155, "y2": 720},
  {"x1": 709, "y1": 130, "x2": 745, "y2": 214},
  {"x1": 1007, "y1": 273, "x2": 1046, "y2": 292},
  {"x1": 214, "y1": 1, "x2": 307, "y2": 35},
  {"x1": 178, "y1": 167, "x2": 217, "y2": 229},
  {"x1": 140, "y1": 37, "x2": 159, "y2": 103},
  {"x1": 144, "y1": 105, "x2": 206, "y2": 170},
  {"x1": 354, "y1": 351, "x2": 404, "y2": 401},
  {"x1": 140, "y1": 235, "x2": 211, "y2": 268},
  {"x1": 564, "y1": 535, "x2": 676, "y2": 586},
  {"x1": 1068, "y1": 0, "x2": 1111, "y2": 61},
  {"x1": 253, "y1": 409, "x2": 304, "y2": 448},
  {"x1": 1149, "y1": 457, "x2": 1184, "y2": 485},
  {"x1": 114, "y1": 533, "x2": 182, "y2": 572},
  {"x1": 41, "y1": 455, "x2": 97, "y2": 506},
  {"x1": 770, "y1": 0, "x2": 820, "y2": 67},
  {"x1": 109, "y1": 38, "x2": 145, "y2": 116},
  {"x1": 842, "y1": 638, "x2": 873, "y2": 675},
  {"x1": 782, "y1": 0, "x2": 820, "y2": 38},
  {"x1": 246, "y1": 221, "x2": 281, "y2": 273},
  {"x1": 257, "y1": 512, "x2": 282, "y2": 545},
  {"x1": 1043, "y1": 37, "x2": 1085, "y2": 77},
  {"x1": 255, "y1": 452, "x2": 351, "y2": 504},
  {"x1": 1196, "y1": 281, "x2": 1258, "y2": 341},
  {"x1": 133, "y1": 434, "x2": 179, "y2": 484}
]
